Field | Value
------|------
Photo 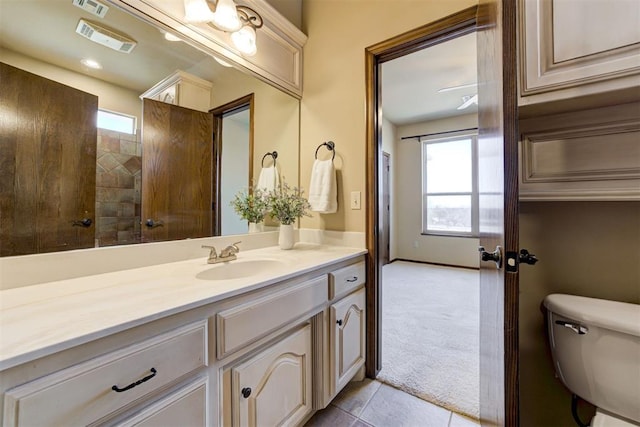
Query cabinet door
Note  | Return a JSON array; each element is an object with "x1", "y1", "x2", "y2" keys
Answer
[
  {"x1": 331, "y1": 288, "x2": 366, "y2": 395},
  {"x1": 232, "y1": 324, "x2": 312, "y2": 427},
  {"x1": 519, "y1": 0, "x2": 640, "y2": 100}
]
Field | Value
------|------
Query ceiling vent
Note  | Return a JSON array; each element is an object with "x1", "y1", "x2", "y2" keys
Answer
[
  {"x1": 75, "y1": 19, "x2": 137, "y2": 53},
  {"x1": 72, "y1": 0, "x2": 109, "y2": 18}
]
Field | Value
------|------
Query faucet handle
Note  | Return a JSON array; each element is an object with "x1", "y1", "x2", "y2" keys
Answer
[
  {"x1": 231, "y1": 241, "x2": 241, "y2": 252},
  {"x1": 201, "y1": 245, "x2": 217, "y2": 258}
]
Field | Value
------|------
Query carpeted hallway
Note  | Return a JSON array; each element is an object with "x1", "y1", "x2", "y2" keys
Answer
[{"x1": 377, "y1": 261, "x2": 480, "y2": 419}]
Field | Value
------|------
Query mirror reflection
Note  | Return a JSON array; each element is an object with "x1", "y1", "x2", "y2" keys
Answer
[{"x1": 0, "y1": 0, "x2": 299, "y2": 257}]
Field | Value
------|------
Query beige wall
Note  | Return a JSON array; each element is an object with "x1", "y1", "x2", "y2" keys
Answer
[
  {"x1": 0, "y1": 48, "x2": 141, "y2": 119},
  {"x1": 211, "y1": 65, "x2": 300, "y2": 191},
  {"x1": 299, "y1": 0, "x2": 477, "y2": 232},
  {"x1": 519, "y1": 201, "x2": 640, "y2": 426}
]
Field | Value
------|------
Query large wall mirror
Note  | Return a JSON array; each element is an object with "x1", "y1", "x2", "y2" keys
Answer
[{"x1": 0, "y1": 0, "x2": 299, "y2": 257}]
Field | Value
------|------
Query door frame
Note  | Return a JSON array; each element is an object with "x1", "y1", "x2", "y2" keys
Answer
[
  {"x1": 365, "y1": 4, "x2": 519, "y2": 424},
  {"x1": 210, "y1": 93, "x2": 255, "y2": 235}
]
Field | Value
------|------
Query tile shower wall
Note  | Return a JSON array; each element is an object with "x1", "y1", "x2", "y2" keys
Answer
[{"x1": 96, "y1": 129, "x2": 142, "y2": 246}]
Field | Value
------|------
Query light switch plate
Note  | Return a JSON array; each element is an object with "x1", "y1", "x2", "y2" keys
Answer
[{"x1": 350, "y1": 191, "x2": 361, "y2": 209}]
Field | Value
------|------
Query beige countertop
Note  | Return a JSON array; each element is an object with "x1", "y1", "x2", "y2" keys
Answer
[{"x1": 0, "y1": 243, "x2": 366, "y2": 371}]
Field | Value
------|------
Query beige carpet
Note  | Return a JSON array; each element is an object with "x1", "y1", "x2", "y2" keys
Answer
[{"x1": 377, "y1": 261, "x2": 480, "y2": 419}]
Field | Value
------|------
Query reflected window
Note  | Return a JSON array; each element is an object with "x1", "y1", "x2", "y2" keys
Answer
[
  {"x1": 97, "y1": 109, "x2": 136, "y2": 134},
  {"x1": 422, "y1": 132, "x2": 478, "y2": 236}
]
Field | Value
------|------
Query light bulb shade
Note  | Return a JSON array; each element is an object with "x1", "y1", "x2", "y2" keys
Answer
[
  {"x1": 184, "y1": 0, "x2": 215, "y2": 23},
  {"x1": 211, "y1": 0, "x2": 242, "y2": 32},
  {"x1": 231, "y1": 25, "x2": 257, "y2": 56}
]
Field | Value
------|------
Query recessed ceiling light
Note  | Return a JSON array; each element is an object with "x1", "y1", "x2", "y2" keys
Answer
[{"x1": 81, "y1": 58, "x2": 102, "y2": 69}]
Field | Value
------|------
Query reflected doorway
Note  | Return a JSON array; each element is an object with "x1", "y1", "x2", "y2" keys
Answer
[{"x1": 211, "y1": 94, "x2": 254, "y2": 236}]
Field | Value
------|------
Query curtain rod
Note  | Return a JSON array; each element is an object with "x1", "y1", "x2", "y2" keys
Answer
[{"x1": 400, "y1": 127, "x2": 478, "y2": 141}]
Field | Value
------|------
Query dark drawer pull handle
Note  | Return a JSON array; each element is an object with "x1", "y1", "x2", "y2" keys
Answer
[
  {"x1": 346, "y1": 276, "x2": 358, "y2": 282},
  {"x1": 112, "y1": 368, "x2": 157, "y2": 393},
  {"x1": 337, "y1": 319, "x2": 343, "y2": 326},
  {"x1": 241, "y1": 387, "x2": 252, "y2": 398}
]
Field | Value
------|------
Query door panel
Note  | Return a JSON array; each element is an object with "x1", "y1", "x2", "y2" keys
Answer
[
  {"x1": 0, "y1": 63, "x2": 97, "y2": 256},
  {"x1": 141, "y1": 98, "x2": 213, "y2": 242},
  {"x1": 477, "y1": 0, "x2": 519, "y2": 425}
]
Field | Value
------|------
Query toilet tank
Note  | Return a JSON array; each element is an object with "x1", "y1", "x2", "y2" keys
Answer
[{"x1": 544, "y1": 294, "x2": 640, "y2": 424}]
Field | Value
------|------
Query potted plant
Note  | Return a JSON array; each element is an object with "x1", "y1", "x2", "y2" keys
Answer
[
  {"x1": 230, "y1": 187, "x2": 269, "y2": 233},
  {"x1": 267, "y1": 182, "x2": 312, "y2": 249}
]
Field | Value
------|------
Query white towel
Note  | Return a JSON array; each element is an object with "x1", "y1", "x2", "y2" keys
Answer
[
  {"x1": 308, "y1": 159, "x2": 337, "y2": 213},
  {"x1": 256, "y1": 165, "x2": 280, "y2": 192}
]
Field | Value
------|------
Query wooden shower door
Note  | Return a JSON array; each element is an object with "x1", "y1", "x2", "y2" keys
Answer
[
  {"x1": 0, "y1": 63, "x2": 97, "y2": 256},
  {"x1": 141, "y1": 98, "x2": 213, "y2": 242}
]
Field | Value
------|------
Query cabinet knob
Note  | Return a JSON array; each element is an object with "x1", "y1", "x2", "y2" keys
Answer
[
  {"x1": 241, "y1": 387, "x2": 252, "y2": 398},
  {"x1": 336, "y1": 319, "x2": 343, "y2": 326}
]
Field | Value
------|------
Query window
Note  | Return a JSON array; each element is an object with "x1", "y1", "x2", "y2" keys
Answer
[
  {"x1": 422, "y1": 132, "x2": 478, "y2": 236},
  {"x1": 97, "y1": 109, "x2": 136, "y2": 134}
]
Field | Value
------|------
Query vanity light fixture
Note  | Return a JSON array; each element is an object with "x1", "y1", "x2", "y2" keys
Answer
[{"x1": 183, "y1": 0, "x2": 263, "y2": 56}]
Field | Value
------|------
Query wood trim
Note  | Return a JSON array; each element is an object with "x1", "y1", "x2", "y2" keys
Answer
[
  {"x1": 210, "y1": 94, "x2": 255, "y2": 236},
  {"x1": 364, "y1": 4, "x2": 478, "y2": 379}
]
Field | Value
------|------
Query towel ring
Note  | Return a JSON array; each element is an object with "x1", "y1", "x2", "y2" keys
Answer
[
  {"x1": 314, "y1": 141, "x2": 335, "y2": 161},
  {"x1": 261, "y1": 151, "x2": 278, "y2": 167}
]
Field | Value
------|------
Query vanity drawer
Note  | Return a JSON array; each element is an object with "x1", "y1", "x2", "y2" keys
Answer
[
  {"x1": 329, "y1": 261, "x2": 366, "y2": 300},
  {"x1": 216, "y1": 275, "x2": 327, "y2": 358},
  {"x1": 3, "y1": 320, "x2": 207, "y2": 427}
]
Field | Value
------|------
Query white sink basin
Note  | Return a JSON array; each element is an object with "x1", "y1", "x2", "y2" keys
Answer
[{"x1": 196, "y1": 259, "x2": 284, "y2": 281}]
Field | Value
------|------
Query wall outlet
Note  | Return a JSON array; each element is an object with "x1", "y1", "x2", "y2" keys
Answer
[{"x1": 350, "y1": 191, "x2": 361, "y2": 209}]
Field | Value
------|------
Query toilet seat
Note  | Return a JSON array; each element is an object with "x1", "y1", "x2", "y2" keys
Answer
[{"x1": 591, "y1": 410, "x2": 640, "y2": 427}]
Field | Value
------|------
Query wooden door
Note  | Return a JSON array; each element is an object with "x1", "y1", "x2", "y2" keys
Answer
[
  {"x1": 0, "y1": 63, "x2": 97, "y2": 256},
  {"x1": 477, "y1": 0, "x2": 519, "y2": 425},
  {"x1": 331, "y1": 288, "x2": 366, "y2": 395},
  {"x1": 232, "y1": 324, "x2": 312, "y2": 427},
  {"x1": 141, "y1": 98, "x2": 213, "y2": 242}
]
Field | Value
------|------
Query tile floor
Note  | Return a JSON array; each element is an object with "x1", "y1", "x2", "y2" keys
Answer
[{"x1": 305, "y1": 379, "x2": 480, "y2": 427}]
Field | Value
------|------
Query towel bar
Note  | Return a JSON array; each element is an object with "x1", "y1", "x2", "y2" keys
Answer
[
  {"x1": 315, "y1": 141, "x2": 335, "y2": 161},
  {"x1": 261, "y1": 151, "x2": 278, "y2": 167}
]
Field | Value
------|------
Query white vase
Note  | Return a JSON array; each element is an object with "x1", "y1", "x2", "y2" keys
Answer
[
  {"x1": 278, "y1": 224, "x2": 295, "y2": 250},
  {"x1": 248, "y1": 222, "x2": 263, "y2": 233}
]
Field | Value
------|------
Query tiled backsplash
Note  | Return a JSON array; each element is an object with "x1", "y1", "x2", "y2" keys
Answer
[{"x1": 95, "y1": 129, "x2": 142, "y2": 247}]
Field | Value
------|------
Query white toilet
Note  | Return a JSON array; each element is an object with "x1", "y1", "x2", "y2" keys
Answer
[{"x1": 544, "y1": 293, "x2": 640, "y2": 426}]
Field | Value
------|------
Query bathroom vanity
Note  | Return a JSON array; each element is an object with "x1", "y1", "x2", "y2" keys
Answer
[{"x1": 0, "y1": 243, "x2": 366, "y2": 426}]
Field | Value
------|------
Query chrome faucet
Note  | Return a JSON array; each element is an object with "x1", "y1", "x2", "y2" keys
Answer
[
  {"x1": 202, "y1": 245, "x2": 218, "y2": 264},
  {"x1": 201, "y1": 242, "x2": 241, "y2": 264},
  {"x1": 220, "y1": 242, "x2": 241, "y2": 261}
]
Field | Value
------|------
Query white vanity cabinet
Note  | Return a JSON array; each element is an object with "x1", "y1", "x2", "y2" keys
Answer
[
  {"x1": 0, "y1": 250, "x2": 368, "y2": 427},
  {"x1": 2, "y1": 320, "x2": 209, "y2": 427},
  {"x1": 518, "y1": 0, "x2": 640, "y2": 107},
  {"x1": 328, "y1": 262, "x2": 367, "y2": 398}
]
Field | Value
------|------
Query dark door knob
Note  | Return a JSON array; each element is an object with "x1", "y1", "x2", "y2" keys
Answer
[
  {"x1": 241, "y1": 387, "x2": 252, "y2": 398},
  {"x1": 72, "y1": 218, "x2": 92, "y2": 227},
  {"x1": 337, "y1": 319, "x2": 343, "y2": 326},
  {"x1": 145, "y1": 219, "x2": 164, "y2": 228},
  {"x1": 519, "y1": 249, "x2": 538, "y2": 265}
]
